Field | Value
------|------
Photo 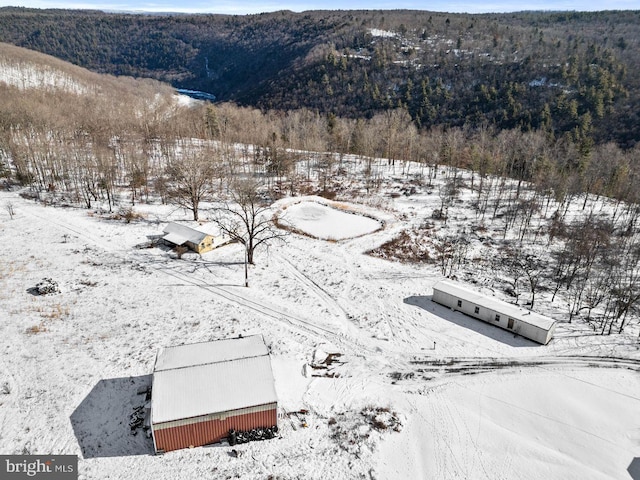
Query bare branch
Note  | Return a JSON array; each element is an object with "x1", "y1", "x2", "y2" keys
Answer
[
  {"x1": 209, "y1": 177, "x2": 288, "y2": 265},
  {"x1": 164, "y1": 140, "x2": 217, "y2": 221}
]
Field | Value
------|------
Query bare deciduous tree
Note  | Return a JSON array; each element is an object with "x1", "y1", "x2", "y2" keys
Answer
[
  {"x1": 501, "y1": 246, "x2": 545, "y2": 308},
  {"x1": 432, "y1": 233, "x2": 469, "y2": 277},
  {"x1": 600, "y1": 239, "x2": 640, "y2": 334},
  {"x1": 210, "y1": 178, "x2": 287, "y2": 266},
  {"x1": 165, "y1": 142, "x2": 217, "y2": 221}
]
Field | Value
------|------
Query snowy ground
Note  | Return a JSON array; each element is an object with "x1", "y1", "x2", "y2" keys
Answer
[
  {"x1": 277, "y1": 199, "x2": 383, "y2": 240},
  {"x1": 1, "y1": 188, "x2": 639, "y2": 480}
]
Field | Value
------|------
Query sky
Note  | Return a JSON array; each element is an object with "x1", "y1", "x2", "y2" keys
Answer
[{"x1": 1, "y1": 0, "x2": 639, "y2": 15}]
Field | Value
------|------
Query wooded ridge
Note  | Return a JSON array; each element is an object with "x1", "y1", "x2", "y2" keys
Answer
[{"x1": 0, "y1": 7, "x2": 639, "y2": 148}]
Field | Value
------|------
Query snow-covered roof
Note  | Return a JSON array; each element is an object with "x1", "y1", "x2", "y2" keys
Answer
[
  {"x1": 433, "y1": 280, "x2": 557, "y2": 331},
  {"x1": 162, "y1": 222, "x2": 209, "y2": 245},
  {"x1": 162, "y1": 231, "x2": 188, "y2": 246},
  {"x1": 154, "y1": 335, "x2": 269, "y2": 372},
  {"x1": 152, "y1": 355, "x2": 277, "y2": 424},
  {"x1": 151, "y1": 336, "x2": 276, "y2": 425}
]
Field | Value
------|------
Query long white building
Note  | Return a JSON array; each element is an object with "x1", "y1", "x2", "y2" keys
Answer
[{"x1": 432, "y1": 280, "x2": 557, "y2": 345}]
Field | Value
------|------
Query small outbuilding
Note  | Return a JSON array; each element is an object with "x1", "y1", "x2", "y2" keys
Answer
[
  {"x1": 150, "y1": 335, "x2": 278, "y2": 453},
  {"x1": 432, "y1": 280, "x2": 557, "y2": 345},
  {"x1": 162, "y1": 222, "x2": 231, "y2": 254}
]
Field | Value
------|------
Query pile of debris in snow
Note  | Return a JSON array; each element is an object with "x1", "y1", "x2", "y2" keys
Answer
[
  {"x1": 129, "y1": 405, "x2": 149, "y2": 436},
  {"x1": 35, "y1": 278, "x2": 60, "y2": 295},
  {"x1": 229, "y1": 426, "x2": 279, "y2": 445}
]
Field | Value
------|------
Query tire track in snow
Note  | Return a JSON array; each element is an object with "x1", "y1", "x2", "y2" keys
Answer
[
  {"x1": 410, "y1": 355, "x2": 640, "y2": 374},
  {"x1": 20, "y1": 205, "x2": 118, "y2": 254},
  {"x1": 396, "y1": 355, "x2": 640, "y2": 396},
  {"x1": 446, "y1": 388, "x2": 505, "y2": 480},
  {"x1": 17, "y1": 202, "x2": 374, "y2": 356},
  {"x1": 274, "y1": 253, "x2": 350, "y2": 322},
  {"x1": 20, "y1": 199, "x2": 640, "y2": 388},
  {"x1": 452, "y1": 378, "x2": 640, "y2": 453},
  {"x1": 421, "y1": 390, "x2": 466, "y2": 478},
  {"x1": 149, "y1": 262, "x2": 376, "y2": 357},
  {"x1": 416, "y1": 383, "x2": 517, "y2": 480}
]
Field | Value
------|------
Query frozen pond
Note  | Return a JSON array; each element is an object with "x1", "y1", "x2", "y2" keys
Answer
[{"x1": 281, "y1": 201, "x2": 382, "y2": 240}]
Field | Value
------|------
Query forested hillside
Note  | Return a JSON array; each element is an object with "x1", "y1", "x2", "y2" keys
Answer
[
  {"x1": 1, "y1": 18, "x2": 640, "y2": 477},
  {"x1": 2, "y1": 40, "x2": 640, "y2": 334},
  {"x1": 0, "y1": 8, "x2": 639, "y2": 147}
]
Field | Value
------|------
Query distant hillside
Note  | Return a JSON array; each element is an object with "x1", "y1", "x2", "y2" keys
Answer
[
  {"x1": 0, "y1": 41, "x2": 179, "y2": 96},
  {"x1": 1, "y1": 8, "x2": 640, "y2": 147},
  {"x1": 0, "y1": 41, "x2": 199, "y2": 191},
  {"x1": 0, "y1": 40, "x2": 185, "y2": 131}
]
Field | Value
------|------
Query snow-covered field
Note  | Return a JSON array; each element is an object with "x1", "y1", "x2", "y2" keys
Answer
[{"x1": 1, "y1": 187, "x2": 639, "y2": 480}]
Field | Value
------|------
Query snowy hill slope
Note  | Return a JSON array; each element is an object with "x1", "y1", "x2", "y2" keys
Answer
[
  {"x1": 0, "y1": 44, "x2": 639, "y2": 480},
  {"x1": 0, "y1": 42, "x2": 191, "y2": 112},
  {"x1": 0, "y1": 42, "x2": 92, "y2": 94},
  {"x1": 0, "y1": 185, "x2": 638, "y2": 480}
]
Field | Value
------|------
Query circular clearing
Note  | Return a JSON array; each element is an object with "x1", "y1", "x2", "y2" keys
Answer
[{"x1": 280, "y1": 201, "x2": 382, "y2": 240}]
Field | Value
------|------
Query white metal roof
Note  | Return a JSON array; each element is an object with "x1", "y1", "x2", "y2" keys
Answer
[
  {"x1": 432, "y1": 280, "x2": 557, "y2": 331},
  {"x1": 162, "y1": 232, "x2": 188, "y2": 246},
  {"x1": 154, "y1": 335, "x2": 269, "y2": 372},
  {"x1": 151, "y1": 336, "x2": 276, "y2": 424},
  {"x1": 162, "y1": 222, "x2": 210, "y2": 245},
  {"x1": 151, "y1": 355, "x2": 277, "y2": 424}
]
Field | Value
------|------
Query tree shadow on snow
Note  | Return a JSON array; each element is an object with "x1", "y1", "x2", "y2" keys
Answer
[
  {"x1": 403, "y1": 295, "x2": 538, "y2": 348},
  {"x1": 70, "y1": 375, "x2": 155, "y2": 458},
  {"x1": 629, "y1": 458, "x2": 640, "y2": 480}
]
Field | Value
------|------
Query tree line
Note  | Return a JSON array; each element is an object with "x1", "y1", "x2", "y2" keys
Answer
[
  {"x1": 2, "y1": 65, "x2": 639, "y2": 216},
  {"x1": 1, "y1": 8, "x2": 639, "y2": 147}
]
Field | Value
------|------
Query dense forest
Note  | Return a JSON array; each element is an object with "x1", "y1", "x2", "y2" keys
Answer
[{"x1": 0, "y1": 8, "x2": 639, "y2": 148}]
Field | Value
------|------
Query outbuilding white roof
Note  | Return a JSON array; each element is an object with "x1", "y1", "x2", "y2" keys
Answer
[
  {"x1": 151, "y1": 335, "x2": 277, "y2": 425},
  {"x1": 433, "y1": 280, "x2": 557, "y2": 331},
  {"x1": 162, "y1": 222, "x2": 216, "y2": 246},
  {"x1": 154, "y1": 335, "x2": 269, "y2": 372}
]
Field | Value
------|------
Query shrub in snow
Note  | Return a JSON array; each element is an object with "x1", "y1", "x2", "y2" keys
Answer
[
  {"x1": 368, "y1": 228, "x2": 431, "y2": 263},
  {"x1": 115, "y1": 207, "x2": 144, "y2": 223},
  {"x1": 365, "y1": 407, "x2": 403, "y2": 432},
  {"x1": 35, "y1": 278, "x2": 60, "y2": 295},
  {"x1": 329, "y1": 406, "x2": 403, "y2": 456},
  {"x1": 5, "y1": 201, "x2": 15, "y2": 219}
]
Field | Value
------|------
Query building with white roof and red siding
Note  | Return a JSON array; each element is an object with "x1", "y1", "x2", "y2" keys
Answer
[{"x1": 150, "y1": 335, "x2": 278, "y2": 453}]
